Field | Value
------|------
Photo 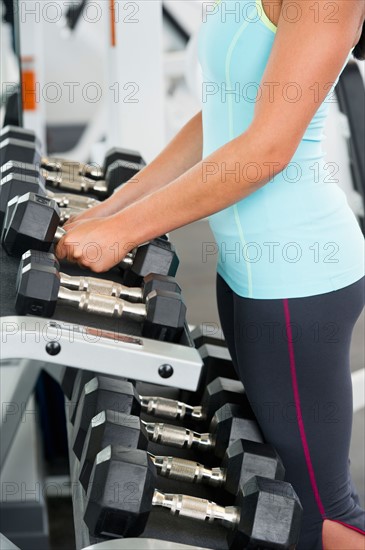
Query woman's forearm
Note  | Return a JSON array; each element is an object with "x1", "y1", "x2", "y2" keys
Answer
[
  {"x1": 56, "y1": 128, "x2": 290, "y2": 271},
  {"x1": 88, "y1": 111, "x2": 203, "y2": 218},
  {"x1": 117, "y1": 129, "x2": 289, "y2": 248}
]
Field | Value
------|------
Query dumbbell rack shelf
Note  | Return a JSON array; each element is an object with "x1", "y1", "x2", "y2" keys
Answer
[{"x1": 0, "y1": 316, "x2": 202, "y2": 387}]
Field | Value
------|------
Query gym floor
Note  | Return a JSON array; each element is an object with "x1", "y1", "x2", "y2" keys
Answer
[{"x1": 48, "y1": 219, "x2": 364, "y2": 549}]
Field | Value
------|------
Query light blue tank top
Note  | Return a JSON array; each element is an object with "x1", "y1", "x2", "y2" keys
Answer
[{"x1": 198, "y1": 0, "x2": 364, "y2": 299}]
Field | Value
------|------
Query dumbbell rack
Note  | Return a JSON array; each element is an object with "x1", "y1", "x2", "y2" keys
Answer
[
  {"x1": 65, "y1": 407, "x2": 228, "y2": 550},
  {"x1": 0, "y1": 248, "x2": 203, "y2": 467},
  {"x1": 0, "y1": 247, "x2": 232, "y2": 549},
  {"x1": 0, "y1": 252, "x2": 302, "y2": 550}
]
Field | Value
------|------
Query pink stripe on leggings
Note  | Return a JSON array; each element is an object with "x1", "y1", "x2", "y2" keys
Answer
[
  {"x1": 331, "y1": 520, "x2": 365, "y2": 535},
  {"x1": 283, "y1": 299, "x2": 326, "y2": 518}
]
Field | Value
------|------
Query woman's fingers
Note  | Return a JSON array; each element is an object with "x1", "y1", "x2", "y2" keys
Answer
[
  {"x1": 55, "y1": 216, "x2": 129, "y2": 272},
  {"x1": 63, "y1": 217, "x2": 99, "y2": 231}
]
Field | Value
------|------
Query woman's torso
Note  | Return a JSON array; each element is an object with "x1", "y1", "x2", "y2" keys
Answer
[{"x1": 198, "y1": 0, "x2": 365, "y2": 299}]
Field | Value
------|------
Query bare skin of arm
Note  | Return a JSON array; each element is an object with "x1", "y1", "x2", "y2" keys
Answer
[
  {"x1": 57, "y1": 0, "x2": 365, "y2": 275},
  {"x1": 64, "y1": 111, "x2": 203, "y2": 225}
]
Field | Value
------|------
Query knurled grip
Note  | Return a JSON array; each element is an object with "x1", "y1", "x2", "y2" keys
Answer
[
  {"x1": 49, "y1": 192, "x2": 99, "y2": 210},
  {"x1": 79, "y1": 293, "x2": 145, "y2": 318},
  {"x1": 155, "y1": 456, "x2": 206, "y2": 482},
  {"x1": 145, "y1": 423, "x2": 195, "y2": 448},
  {"x1": 42, "y1": 157, "x2": 103, "y2": 179},
  {"x1": 60, "y1": 274, "x2": 142, "y2": 301},
  {"x1": 79, "y1": 292, "x2": 125, "y2": 316},
  {"x1": 61, "y1": 274, "x2": 123, "y2": 296},
  {"x1": 176, "y1": 495, "x2": 217, "y2": 521},
  {"x1": 152, "y1": 491, "x2": 239, "y2": 525},
  {"x1": 141, "y1": 396, "x2": 186, "y2": 419},
  {"x1": 144, "y1": 422, "x2": 213, "y2": 450},
  {"x1": 57, "y1": 287, "x2": 146, "y2": 319},
  {"x1": 174, "y1": 496, "x2": 239, "y2": 525},
  {"x1": 46, "y1": 172, "x2": 107, "y2": 194},
  {"x1": 46, "y1": 172, "x2": 89, "y2": 192},
  {"x1": 141, "y1": 396, "x2": 204, "y2": 421}
]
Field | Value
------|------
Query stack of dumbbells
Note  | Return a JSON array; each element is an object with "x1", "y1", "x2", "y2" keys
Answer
[
  {"x1": 59, "y1": 332, "x2": 303, "y2": 550},
  {"x1": 1, "y1": 125, "x2": 303, "y2": 548},
  {"x1": 0, "y1": 125, "x2": 186, "y2": 340}
]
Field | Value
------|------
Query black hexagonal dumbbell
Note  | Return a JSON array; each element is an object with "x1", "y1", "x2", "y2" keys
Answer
[
  {"x1": 64, "y1": 370, "x2": 136, "y2": 425},
  {"x1": 67, "y1": 373, "x2": 249, "y2": 427},
  {"x1": 0, "y1": 194, "x2": 74, "y2": 246},
  {"x1": 120, "y1": 237, "x2": 180, "y2": 286},
  {"x1": 20, "y1": 249, "x2": 181, "y2": 303},
  {"x1": 0, "y1": 163, "x2": 100, "y2": 227},
  {"x1": 149, "y1": 438, "x2": 285, "y2": 495},
  {"x1": 2, "y1": 193, "x2": 65, "y2": 255},
  {"x1": 67, "y1": 372, "x2": 140, "y2": 427},
  {"x1": 72, "y1": 378, "x2": 142, "y2": 460},
  {"x1": 2, "y1": 193, "x2": 179, "y2": 282},
  {"x1": 84, "y1": 446, "x2": 302, "y2": 549},
  {"x1": 79, "y1": 410, "x2": 149, "y2": 490},
  {"x1": 0, "y1": 125, "x2": 145, "y2": 181},
  {"x1": 177, "y1": 326, "x2": 240, "y2": 410},
  {"x1": 42, "y1": 157, "x2": 144, "y2": 198},
  {"x1": 0, "y1": 133, "x2": 144, "y2": 198},
  {"x1": 78, "y1": 407, "x2": 284, "y2": 494},
  {"x1": 0, "y1": 174, "x2": 93, "y2": 231},
  {"x1": 66, "y1": 367, "x2": 253, "y2": 428},
  {"x1": 142, "y1": 402, "x2": 263, "y2": 459},
  {"x1": 140, "y1": 376, "x2": 254, "y2": 428},
  {"x1": 15, "y1": 261, "x2": 186, "y2": 343},
  {"x1": 71, "y1": 377, "x2": 263, "y2": 461},
  {"x1": 60, "y1": 366, "x2": 134, "y2": 405},
  {"x1": 0, "y1": 136, "x2": 41, "y2": 166},
  {"x1": 60, "y1": 366, "x2": 78, "y2": 400},
  {"x1": 192, "y1": 324, "x2": 239, "y2": 384}
]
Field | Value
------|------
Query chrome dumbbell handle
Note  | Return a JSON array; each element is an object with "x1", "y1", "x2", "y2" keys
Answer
[
  {"x1": 149, "y1": 453, "x2": 224, "y2": 486},
  {"x1": 142, "y1": 420, "x2": 214, "y2": 451},
  {"x1": 45, "y1": 188, "x2": 100, "y2": 209},
  {"x1": 54, "y1": 227, "x2": 66, "y2": 242},
  {"x1": 119, "y1": 254, "x2": 134, "y2": 267},
  {"x1": 57, "y1": 287, "x2": 147, "y2": 319},
  {"x1": 45, "y1": 171, "x2": 108, "y2": 194},
  {"x1": 152, "y1": 490, "x2": 239, "y2": 526},
  {"x1": 41, "y1": 157, "x2": 103, "y2": 180},
  {"x1": 59, "y1": 272, "x2": 143, "y2": 301},
  {"x1": 140, "y1": 396, "x2": 204, "y2": 421}
]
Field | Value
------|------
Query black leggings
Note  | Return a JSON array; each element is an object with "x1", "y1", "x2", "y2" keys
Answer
[{"x1": 216, "y1": 274, "x2": 365, "y2": 549}]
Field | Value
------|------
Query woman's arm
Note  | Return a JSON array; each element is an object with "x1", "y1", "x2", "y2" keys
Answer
[
  {"x1": 65, "y1": 111, "x2": 203, "y2": 224},
  {"x1": 57, "y1": 0, "x2": 364, "y2": 271}
]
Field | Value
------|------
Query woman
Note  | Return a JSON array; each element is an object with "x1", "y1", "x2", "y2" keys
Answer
[{"x1": 56, "y1": 1, "x2": 365, "y2": 548}]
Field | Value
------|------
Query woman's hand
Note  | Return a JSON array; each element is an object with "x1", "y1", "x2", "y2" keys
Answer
[
  {"x1": 63, "y1": 200, "x2": 113, "y2": 230},
  {"x1": 55, "y1": 215, "x2": 134, "y2": 273}
]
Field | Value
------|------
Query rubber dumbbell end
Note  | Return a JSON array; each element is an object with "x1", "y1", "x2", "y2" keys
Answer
[
  {"x1": 79, "y1": 410, "x2": 149, "y2": 491},
  {"x1": 143, "y1": 290, "x2": 186, "y2": 342},
  {"x1": 229, "y1": 476, "x2": 302, "y2": 550},
  {"x1": 84, "y1": 446, "x2": 157, "y2": 538},
  {"x1": 2, "y1": 192, "x2": 61, "y2": 256},
  {"x1": 15, "y1": 264, "x2": 60, "y2": 317}
]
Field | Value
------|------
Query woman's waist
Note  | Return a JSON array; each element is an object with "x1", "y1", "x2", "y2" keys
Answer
[{"x1": 209, "y1": 189, "x2": 363, "y2": 244}]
